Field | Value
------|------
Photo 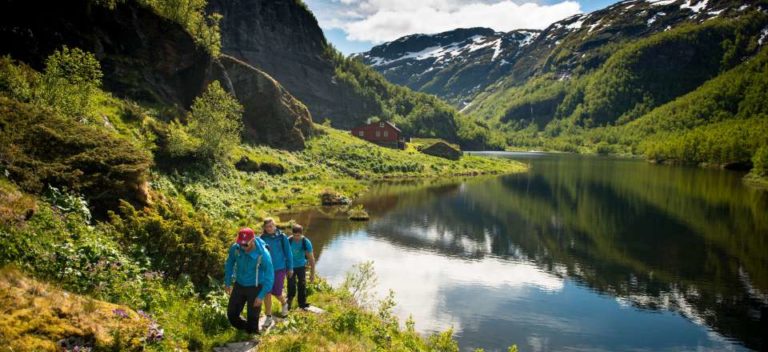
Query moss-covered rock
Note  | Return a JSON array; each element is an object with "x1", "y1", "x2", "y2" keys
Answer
[
  {"x1": 0, "y1": 268, "x2": 151, "y2": 351},
  {"x1": 421, "y1": 141, "x2": 462, "y2": 160}
]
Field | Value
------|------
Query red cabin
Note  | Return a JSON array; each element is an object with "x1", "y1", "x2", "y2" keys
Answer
[{"x1": 350, "y1": 121, "x2": 405, "y2": 149}]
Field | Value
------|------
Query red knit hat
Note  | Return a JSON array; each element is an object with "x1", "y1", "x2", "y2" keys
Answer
[{"x1": 237, "y1": 227, "x2": 255, "y2": 246}]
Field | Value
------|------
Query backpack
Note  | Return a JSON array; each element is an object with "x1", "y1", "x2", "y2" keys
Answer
[{"x1": 300, "y1": 237, "x2": 309, "y2": 252}]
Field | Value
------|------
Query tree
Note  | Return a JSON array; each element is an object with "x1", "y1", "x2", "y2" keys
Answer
[
  {"x1": 37, "y1": 46, "x2": 103, "y2": 121},
  {"x1": 187, "y1": 80, "x2": 243, "y2": 162}
]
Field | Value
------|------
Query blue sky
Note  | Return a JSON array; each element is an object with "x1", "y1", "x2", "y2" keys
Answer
[{"x1": 304, "y1": 0, "x2": 622, "y2": 55}]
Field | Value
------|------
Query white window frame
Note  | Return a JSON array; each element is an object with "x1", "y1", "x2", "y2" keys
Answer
[
  {"x1": 383, "y1": 131, "x2": 389, "y2": 137},
  {"x1": 375, "y1": 130, "x2": 381, "y2": 137},
  {"x1": 358, "y1": 131, "x2": 364, "y2": 137}
]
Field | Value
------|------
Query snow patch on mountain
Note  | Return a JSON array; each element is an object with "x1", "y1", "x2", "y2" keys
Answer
[
  {"x1": 491, "y1": 39, "x2": 503, "y2": 61},
  {"x1": 647, "y1": 0, "x2": 677, "y2": 6},
  {"x1": 759, "y1": 27, "x2": 768, "y2": 46},
  {"x1": 680, "y1": 0, "x2": 708, "y2": 13},
  {"x1": 648, "y1": 12, "x2": 666, "y2": 25}
]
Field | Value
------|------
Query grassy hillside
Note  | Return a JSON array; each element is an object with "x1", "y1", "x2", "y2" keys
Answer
[
  {"x1": 462, "y1": 10, "x2": 768, "y2": 182},
  {"x1": 326, "y1": 48, "x2": 507, "y2": 150},
  {"x1": 0, "y1": 37, "x2": 525, "y2": 350}
]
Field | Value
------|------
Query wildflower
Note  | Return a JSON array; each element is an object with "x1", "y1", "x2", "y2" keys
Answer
[{"x1": 112, "y1": 308, "x2": 129, "y2": 319}]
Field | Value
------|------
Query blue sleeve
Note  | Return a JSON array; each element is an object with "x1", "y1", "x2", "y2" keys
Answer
[
  {"x1": 284, "y1": 236, "x2": 294, "y2": 270},
  {"x1": 258, "y1": 244, "x2": 274, "y2": 300},
  {"x1": 224, "y1": 245, "x2": 236, "y2": 287},
  {"x1": 305, "y1": 238, "x2": 313, "y2": 254}
]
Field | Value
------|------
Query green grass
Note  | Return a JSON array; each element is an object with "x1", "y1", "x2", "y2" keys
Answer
[{"x1": 0, "y1": 42, "x2": 527, "y2": 351}]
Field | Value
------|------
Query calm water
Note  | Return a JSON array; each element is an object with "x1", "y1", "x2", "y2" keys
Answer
[{"x1": 282, "y1": 152, "x2": 768, "y2": 352}]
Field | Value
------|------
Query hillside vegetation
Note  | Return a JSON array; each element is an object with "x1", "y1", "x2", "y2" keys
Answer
[
  {"x1": 464, "y1": 9, "x2": 768, "y2": 182},
  {"x1": 327, "y1": 48, "x2": 507, "y2": 150},
  {"x1": 0, "y1": 3, "x2": 525, "y2": 349}
]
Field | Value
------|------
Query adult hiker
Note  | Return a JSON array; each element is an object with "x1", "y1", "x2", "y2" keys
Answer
[
  {"x1": 259, "y1": 217, "x2": 293, "y2": 328},
  {"x1": 224, "y1": 227, "x2": 274, "y2": 336},
  {"x1": 287, "y1": 224, "x2": 316, "y2": 310}
]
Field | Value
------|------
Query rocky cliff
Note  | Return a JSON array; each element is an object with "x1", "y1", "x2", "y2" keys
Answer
[
  {"x1": 207, "y1": 0, "x2": 374, "y2": 127},
  {"x1": 0, "y1": 0, "x2": 312, "y2": 149}
]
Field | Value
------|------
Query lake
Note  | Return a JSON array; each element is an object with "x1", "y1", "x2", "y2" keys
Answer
[{"x1": 281, "y1": 152, "x2": 768, "y2": 352}]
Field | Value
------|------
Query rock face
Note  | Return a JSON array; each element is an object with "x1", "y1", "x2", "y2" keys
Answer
[
  {"x1": 208, "y1": 0, "x2": 371, "y2": 127},
  {"x1": 0, "y1": 0, "x2": 312, "y2": 149},
  {"x1": 210, "y1": 55, "x2": 313, "y2": 150}
]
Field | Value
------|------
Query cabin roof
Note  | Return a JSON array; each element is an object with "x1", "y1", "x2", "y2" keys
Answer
[{"x1": 353, "y1": 120, "x2": 401, "y2": 133}]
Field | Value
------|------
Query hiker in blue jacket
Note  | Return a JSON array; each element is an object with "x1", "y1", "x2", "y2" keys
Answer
[
  {"x1": 259, "y1": 217, "x2": 293, "y2": 327},
  {"x1": 287, "y1": 223, "x2": 316, "y2": 310},
  {"x1": 224, "y1": 227, "x2": 274, "y2": 335}
]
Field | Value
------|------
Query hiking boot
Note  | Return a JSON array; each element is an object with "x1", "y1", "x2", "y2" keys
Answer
[
  {"x1": 280, "y1": 303, "x2": 289, "y2": 316},
  {"x1": 263, "y1": 316, "x2": 273, "y2": 328}
]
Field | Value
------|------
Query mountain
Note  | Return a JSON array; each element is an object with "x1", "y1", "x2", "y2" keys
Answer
[
  {"x1": 355, "y1": 27, "x2": 540, "y2": 107},
  {"x1": 207, "y1": 0, "x2": 502, "y2": 149},
  {"x1": 362, "y1": 0, "x2": 764, "y2": 110},
  {"x1": 360, "y1": 0, "x2": 768, "y2": 170}
]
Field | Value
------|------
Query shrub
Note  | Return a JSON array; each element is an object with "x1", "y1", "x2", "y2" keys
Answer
[
  {"x1": 187, "y1": 81, "x2": 243, "y2": 162},
  {"x1": 109, "y1": 198, "x2": 228, "y2": 288},
  {"x1": 0, "y1": 97, "x2": 152, "y2": 213},
  {"x1": 752, "y1": 146, "x2": 768, "y2": 177},
  {"x1": 37, "y1": 46, "x2": 103, "y2": 122}
]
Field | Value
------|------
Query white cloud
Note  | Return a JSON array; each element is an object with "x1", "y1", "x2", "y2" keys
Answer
[{"x1": 313, "y1": 0, "x2": 582, "y2": 43}]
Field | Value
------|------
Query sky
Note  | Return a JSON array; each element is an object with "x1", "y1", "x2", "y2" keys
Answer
[{"x1": 303, "y1": 0, "x2": 622, "y2": 55}]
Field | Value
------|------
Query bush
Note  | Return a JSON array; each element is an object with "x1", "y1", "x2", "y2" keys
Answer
[
  {"x1": 37, "y1": 46, "x2": 103, "y2": 122},
  {"x1": 109, "y1": 198, "x2": 228, "y2": 288},
  {"x1": 187, "y1": 80, "x2": 243, "y2": 162},
  {"x1": 752, "y1": 146, "x2": 768, "y2": 177},
  {"x1": 0, "y1": 97, "x2": 152, "y2": 213}
]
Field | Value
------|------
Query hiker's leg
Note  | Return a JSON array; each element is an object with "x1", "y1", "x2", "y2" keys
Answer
[
  {"x1": 244, "y1": 285, "x2": 262, "y2": 334},
  {"x1": 271, "y1": 269, "x2": 288, "y2": 306},
  {"x1": 296, "y1": 266, "x2": 308, "y2": 308},
  {"x1": 227, "y1": 283, "x2": 248, "y2": 330},
  {"x1": 286, "y1": 268, "x2": 297, "y2": 308},
  {"x1": 264, "y1": 293, "x2": 272, "y2": 316}
]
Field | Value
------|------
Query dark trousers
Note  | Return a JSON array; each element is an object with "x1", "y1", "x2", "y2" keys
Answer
[
  {"x1": 287, "y1": 266, "x2": 308, "y2": 308},
  {"x1": 227, "y1": 282, "x2": 262, "y2": 334}
]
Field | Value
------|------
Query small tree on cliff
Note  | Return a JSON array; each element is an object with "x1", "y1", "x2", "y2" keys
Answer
[
  {"x1": 36, "y1": 46, "x2": 103, "y2": 122},
  {"x1": 188, "y1": 80, "x2": 243, "y2": 162}
]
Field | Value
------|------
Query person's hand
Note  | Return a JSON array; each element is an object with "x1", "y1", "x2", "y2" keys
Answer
[
  {"x1": 288, "y1": 270, "x2": 294, "y2": 278},
  {"x1": 225, "y1": 286, "x2": 232, "y2": 295},
  {"x1": 254, "y1": 298, "x2": 263, "y2": 307}
]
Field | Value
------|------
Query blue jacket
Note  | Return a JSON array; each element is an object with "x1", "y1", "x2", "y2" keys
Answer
[
  {"x1": 224, "y1": 238, "x2": 274, "y2": 299},
  {"x1": 289, "y1": 236, "x2": 313, "y2": 268},
  {"x1": 260, "y1": 229, "x2": 293, "y2": 271}
]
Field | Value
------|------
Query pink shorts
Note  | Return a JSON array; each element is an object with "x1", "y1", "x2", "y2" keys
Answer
[{"x1": 270, "y1": 269, "x2": 287, "y2": 296}]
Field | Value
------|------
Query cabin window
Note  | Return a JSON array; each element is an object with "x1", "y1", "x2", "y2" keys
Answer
[
  {"x1": 358, "y1": 131, "x2": 364, "y2": 137},
  {"x1": 383, "y1": 131, "x2": 389, "y2": 137},
  {"x1": 379, "y1": 122, "x2": 384, "y2": 128},
  {"x1": 375, "y1": 131, "x2": 381, "y2": 137}
]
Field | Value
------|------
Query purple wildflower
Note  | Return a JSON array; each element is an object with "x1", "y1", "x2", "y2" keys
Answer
[{"x1": 112, "y1": 308, "x2": 129, "y2": 319}]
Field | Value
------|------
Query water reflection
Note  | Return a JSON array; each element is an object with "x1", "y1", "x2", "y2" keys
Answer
[{"x1": 282, "y1": 153, "x2": 768, "y2": 351}]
